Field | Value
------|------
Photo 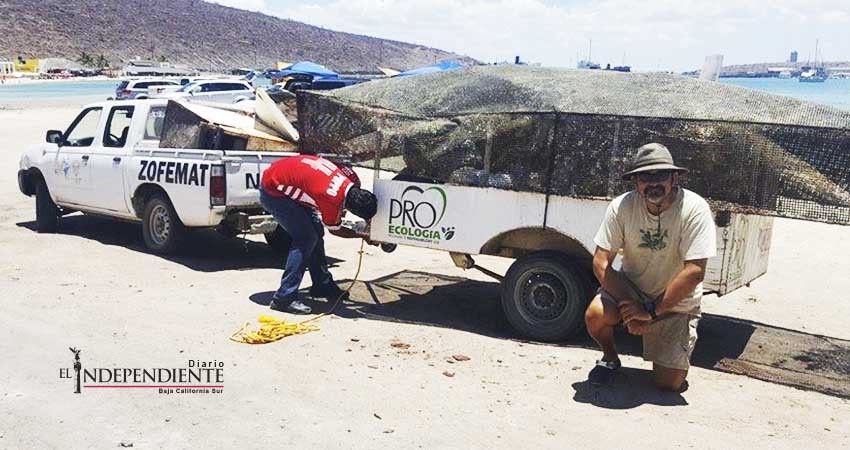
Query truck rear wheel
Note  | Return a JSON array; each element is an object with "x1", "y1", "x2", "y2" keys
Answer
[
  {"x1": 264, "y1": 225, "x2": 292, "y2": 255},
  {"x1": 501, "y1": 253, "x2": 592, "y2": 342},
  {"x1": 35, "y1": 179, "x2": 59, "y2": 233},
  {"x1": 142, "y1": 194, "x2": 185, "y2": 254}
]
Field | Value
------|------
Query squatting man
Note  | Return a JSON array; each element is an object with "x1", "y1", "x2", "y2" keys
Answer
[{"x1": 584, "y1": 143, "x2": 716, "y2": 390}]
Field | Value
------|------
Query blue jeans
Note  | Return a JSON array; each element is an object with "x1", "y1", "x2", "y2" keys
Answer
[{"x1": 260, "y1": 190, "x2": 334, "y2": 301}]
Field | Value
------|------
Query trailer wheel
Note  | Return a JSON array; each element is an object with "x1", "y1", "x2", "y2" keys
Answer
[
  {"x1": 142, "y1": 194, "x2": 185, "y2": 254},
  {"x1": 264, "y1": 225, "x2": 292, "y2": 255},
  {"x1": 35, "y1": 179, "x2": 59, "y2": 233},
  {"x1": 501, "y1": 253, "x2": 592, "y2": 342}
]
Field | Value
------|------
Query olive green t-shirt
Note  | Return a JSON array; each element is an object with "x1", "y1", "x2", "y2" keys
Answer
[{"x1": 593, "y1": 188, "x2": 717, "y2": 314}]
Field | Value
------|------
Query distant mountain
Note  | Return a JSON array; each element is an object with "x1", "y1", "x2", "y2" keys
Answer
[{"x1": 0, "y1": 0, "x2": 474, "y2": 72}]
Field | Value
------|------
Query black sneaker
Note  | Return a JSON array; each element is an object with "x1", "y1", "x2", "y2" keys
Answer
[
  {"x1": 588, "y1": 359, "x2": 621, "y2": 386},
  {"x1": 309, "y1": 284, "x2": 349, "y2": 301},
  {"x1": 269, "y1": 298, "x2": 312, "y2": 314}
]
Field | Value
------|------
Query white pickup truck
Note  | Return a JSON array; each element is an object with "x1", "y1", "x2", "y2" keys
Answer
[{"x1": 17, "y1": 99, "x2": 295, "y2": 254}]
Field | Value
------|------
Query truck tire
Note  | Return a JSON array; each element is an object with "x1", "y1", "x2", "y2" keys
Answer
[
  {"x1": 501, "y1": 253, "x2": 592, "y2": 342},
  {"x1": 264, "y1": 225, "x2": 292, "y2": 255},
  {"x1": 35, "y1": 179, "x2": 59, "y2": 233},
  {"x1": 142, "y1": 194, "x2": 185, "y2": 254}
]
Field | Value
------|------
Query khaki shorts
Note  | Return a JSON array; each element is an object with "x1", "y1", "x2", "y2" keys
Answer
[{"x1": 599, "y1": 290, "x2": 699, "y2": 370}]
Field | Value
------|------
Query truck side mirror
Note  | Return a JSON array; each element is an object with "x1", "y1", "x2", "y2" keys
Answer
[{"x1": 46, "y1": 130, "x2": 63, "y2": 144}]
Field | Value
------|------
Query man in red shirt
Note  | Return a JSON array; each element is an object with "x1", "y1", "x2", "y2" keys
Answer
[{"x1": 260, "y1": 155, "x2": 377, "y2": 314}]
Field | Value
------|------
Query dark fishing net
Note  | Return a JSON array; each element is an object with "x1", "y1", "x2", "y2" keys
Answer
[{"x1": 297, "y1": 65, "x2": 850, "y2": 225}]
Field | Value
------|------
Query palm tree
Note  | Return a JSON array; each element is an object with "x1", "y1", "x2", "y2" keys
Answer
[
  {"x1": 77, "y1": 51, "x2": 93, "y2": 67},
  {"x1": 95, "y1": 54, "x2": 109, "y2": 69}
]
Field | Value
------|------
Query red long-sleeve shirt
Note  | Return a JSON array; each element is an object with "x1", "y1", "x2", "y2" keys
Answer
[{"x1": 261, "y1": 155, "x2": 356, "y2": 228}]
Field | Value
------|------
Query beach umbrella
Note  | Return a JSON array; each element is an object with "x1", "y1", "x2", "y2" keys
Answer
[{"x1": 297, "y1": 65, "x2": 850, "y2": 225}]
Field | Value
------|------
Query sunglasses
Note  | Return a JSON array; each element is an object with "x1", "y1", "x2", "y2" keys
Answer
[{"x1": 635, "y1": 171, "x2": 672, "y2": 183}]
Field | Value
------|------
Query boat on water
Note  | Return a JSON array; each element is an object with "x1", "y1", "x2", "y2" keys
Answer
[
  {"x1": 799, "y1": 39, "x2": 829, "y2": 83},
  {"x1": 799, "y1": 66, "x2": 828, "y2": 83}
]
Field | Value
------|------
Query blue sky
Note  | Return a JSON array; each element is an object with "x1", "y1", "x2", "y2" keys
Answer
[{"x1": 211, "y1": 0, "x2": 850, "y2": 71}]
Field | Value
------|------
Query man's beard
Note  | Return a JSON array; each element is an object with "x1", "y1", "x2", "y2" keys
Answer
[{"x1": 643, "y1": 185, "x2": 667, "y2": 204}]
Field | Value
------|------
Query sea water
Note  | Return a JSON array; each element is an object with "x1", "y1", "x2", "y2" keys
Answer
[
  {"x1": 0, "y1": 79, "x2": 116, "y2": 104},
  {"x1": 720, "y1": 77, "x2": 850, "y2": 111}
]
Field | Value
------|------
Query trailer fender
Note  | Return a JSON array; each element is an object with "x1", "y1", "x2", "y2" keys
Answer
[{"x1": 479, "y1": 227, "x2": 593, "y2": 263}]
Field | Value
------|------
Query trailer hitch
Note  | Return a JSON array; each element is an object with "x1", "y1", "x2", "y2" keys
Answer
[{"x1": 449, "y1": 252, "x2": 504, "y2": 282}]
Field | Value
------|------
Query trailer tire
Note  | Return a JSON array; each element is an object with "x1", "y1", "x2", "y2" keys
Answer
[
  {"x1": 35, "y1": 179, "x2": 59, "y2": 233},
  {"x1": 501, "y1": 253, "x2": 592, "y2": 342},
  {"x1": 264, "y1": 225, "x2": 292, "y2": 255},
  {"x1": 142, "y1": 194, "x2": 185, "y2": 254}
]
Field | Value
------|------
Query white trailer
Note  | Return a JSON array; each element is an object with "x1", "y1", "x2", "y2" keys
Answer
[{"x1": 369, "y1": 179, "x2": 772, "y2": 341}]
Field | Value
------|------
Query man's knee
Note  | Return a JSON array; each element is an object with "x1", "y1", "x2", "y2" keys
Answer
[
  {"x1": 584, "y1": 295, "x2": 605, "y2": 328},
  {"x1": 585, "y1": 294, "x2": 620, "y2": 328}
]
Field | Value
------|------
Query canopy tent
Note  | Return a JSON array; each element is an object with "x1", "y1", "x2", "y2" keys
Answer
[
  {"x1": 270, "y1": 61, "x2": 338, "y2": 79},
  {"x1": 297, "y1": 65, "x2": 850, "y2": 225}
]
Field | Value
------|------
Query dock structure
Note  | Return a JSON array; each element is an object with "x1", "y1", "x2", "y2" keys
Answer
[{"x1": 0, "y1": 61, "x2": 13, "y2": 75}]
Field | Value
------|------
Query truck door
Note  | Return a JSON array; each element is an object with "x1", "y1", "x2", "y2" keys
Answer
[
  {"x1": 49, "y1": 106, "x2": 103, "y2": 206},
  {"x1": 85, "y1": 105, "x2": 135, "y2": 212}
]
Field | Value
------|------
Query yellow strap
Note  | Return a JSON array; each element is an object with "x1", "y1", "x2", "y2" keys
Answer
[{"x1": 230, "y1": 240, "x2": 366, "y2": 344}]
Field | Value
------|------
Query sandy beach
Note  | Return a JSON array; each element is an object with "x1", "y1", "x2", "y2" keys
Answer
[{"x1": 1, "y1": 100, "x2": 849, "y2": 449}]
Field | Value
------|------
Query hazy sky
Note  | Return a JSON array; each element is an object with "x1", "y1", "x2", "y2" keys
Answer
[{"x1": 212, "y1": 0, "x2": 850, "y2": 71}]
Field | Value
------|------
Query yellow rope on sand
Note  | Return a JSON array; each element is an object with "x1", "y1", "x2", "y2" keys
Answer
[{"x1": 230, "y1": 240, "x2": 366, "y2": 344}]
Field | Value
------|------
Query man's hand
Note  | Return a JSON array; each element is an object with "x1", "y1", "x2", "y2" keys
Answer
[
  {"x1": 626, "y1": 320, "x2": 652, "y2": 335},
  {"x1": 618, "y1": 300, "x2": 652, "y2": 324}
]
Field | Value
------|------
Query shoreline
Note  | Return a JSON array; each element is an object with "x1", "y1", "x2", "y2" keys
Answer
[{"x1": 0, "y1": 75, "x2": 117, "y2": 85}]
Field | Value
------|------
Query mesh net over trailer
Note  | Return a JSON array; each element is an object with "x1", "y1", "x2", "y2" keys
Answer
[{"x1": 297, "y1": 66, "x2": 850, "y2": 225}]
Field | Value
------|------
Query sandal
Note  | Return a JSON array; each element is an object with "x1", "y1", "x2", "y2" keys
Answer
[{"x1": 588, "y1": 358, "x2": 621, "y2": 385}]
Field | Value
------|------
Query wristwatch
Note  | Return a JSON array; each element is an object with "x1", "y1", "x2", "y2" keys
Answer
[{"x1": 643, "y1": 301, "x2": 658, "y2": 320}]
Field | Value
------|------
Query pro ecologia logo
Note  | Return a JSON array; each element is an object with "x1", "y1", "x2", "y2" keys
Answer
[{"x1": 388, "y1": 185, "x2": 455, "y2": 244}]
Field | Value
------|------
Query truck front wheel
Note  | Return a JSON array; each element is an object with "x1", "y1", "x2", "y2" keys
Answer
[
  {"x1": 264, "y1": 225, "x2": 292, "y2": 255},
  {"x1": 142, "y1": 194, "x2": 185, "y2": 254},
  {"x1": 35, "y1": 179, "x2": 59, "y2": 233},
  {"x1": 501, "y1": 253, "x2": 592, "y2": 342}
]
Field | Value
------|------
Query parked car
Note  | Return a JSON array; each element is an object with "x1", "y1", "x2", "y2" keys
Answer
[
  {"x1": 152, "y1": 79, "x2": 255, "y2": 104},
  {"x1": 114, "y1": 79, "x2": 181, "y2": 100}
]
